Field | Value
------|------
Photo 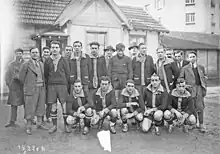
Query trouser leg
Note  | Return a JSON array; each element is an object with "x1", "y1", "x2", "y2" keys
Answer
[{"x1": 10, "y1": 105, "x2": 18, "y2": 123}]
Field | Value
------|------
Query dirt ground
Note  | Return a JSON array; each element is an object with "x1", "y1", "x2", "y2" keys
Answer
[{"x1": 0, "y1": 96, "x2": 219, "y2": 154}]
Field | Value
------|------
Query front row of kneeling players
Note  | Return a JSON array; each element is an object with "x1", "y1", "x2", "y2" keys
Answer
[{"x1": 66, "y1": 74, "x2": 196, "y2": 135}]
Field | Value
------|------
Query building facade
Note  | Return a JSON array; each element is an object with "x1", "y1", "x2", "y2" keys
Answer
[{"x1": 146, "y1": 0, "x2": 220, "y2": 34}]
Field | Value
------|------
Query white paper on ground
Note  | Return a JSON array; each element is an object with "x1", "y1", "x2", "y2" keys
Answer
[{"x1": 97, "y1": 130, "x2": 111, "y2": 152}]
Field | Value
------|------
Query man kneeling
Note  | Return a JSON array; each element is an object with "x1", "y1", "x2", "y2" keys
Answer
[
  {"x1": 92, "y1": 76, "x2": 118, "y2": 134},
  {"x1": 142, "y1": 74, "x2": 168, "y2": 135},
  {"x1": 118, "y1": 79, "x2": 145, "y2": 133},
  {"x1": 66, "y1": 80, "x2": 95, "y2": 135},
  {"x1": 164, "y1": 78, "x2": 196, "y2": 133}
]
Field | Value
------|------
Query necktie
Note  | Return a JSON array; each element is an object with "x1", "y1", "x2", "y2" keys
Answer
[
  {"x1": 93, "y1": 58, "x2": 98, "y2": 88},
  {"x1": 76, "y1": 58, "x2": 81, "y2": 80},
  {"x1": 77, "y1": 97, "x2": 82, "y2": 106},
  {"x1": 101, "y1": 91, "x2": 106, "y2": 108},
  {"x1": 35, "y1": 60, "x2": 39, "y2": 67},
  {"x1": 140, "y1": 56, "x2": 146, "y2": 86}
]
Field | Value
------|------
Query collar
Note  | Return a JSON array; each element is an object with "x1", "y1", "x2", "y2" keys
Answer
[
  {"x1": 171, "y1": 88, "x2": 191, "y2": 98},
  {"x1": 90, "y1": 52, "x2": 100, "y2": 59},
  {"x1": 146, "y1": 84, "x2": 164, "y2": 93},
  {"x1": 190, "y1": 62, "x2": 197, "y2": 68},
  {"x1": 50, "y1": 54, "x2": 61, "y2": 60},
  {"x1": 70, "y1": 51, "x2": 86, "y2": 60},
  {"x1": 96, "y1": 85, "x2": 113, "y2": 98},
  {"x1": 157, "y1": 57, "x2": 174, "y2": 66},
  {"x1": 121, "y1": 88, "x2": 140, "y2": 97},
  {"x1": 136, "y1": 53, "x2": 146, "y2": 62},
  {"x1": 72, "y1": 90, "x2": 85, "y2": 98}
]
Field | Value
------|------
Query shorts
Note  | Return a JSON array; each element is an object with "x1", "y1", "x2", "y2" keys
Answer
[{"x1": 47, "y1": 85, "x2": 68, "y2": 104}]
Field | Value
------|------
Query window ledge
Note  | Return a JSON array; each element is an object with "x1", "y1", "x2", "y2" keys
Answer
[
  {"x1": 186, "y1": 22, "x2": 195, "y2": 25},
  {"x1": 185, "y1": 3, "x2": 195, "y2": 6}
]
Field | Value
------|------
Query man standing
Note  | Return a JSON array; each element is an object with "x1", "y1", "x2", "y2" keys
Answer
[
  {"x1": 104, "y1": 45, "x2": 115, "y2": 72},
  {"x1": 142, "y1": 74, "x2": 168, "y2": 135},
  {"x1": 155, "y1": 46, "x2": 179, "y2": 93},
  {"x1": 132, "y1": 43, "x2": 155, "y2": 94},
  {"x1": 92, "y1": 76, "x2": 118, "y2": 134},
  {"x1": 41, "y1": 46, "x2": 51, "y2": 63},
  {"x1": 69, "y1": 41, "x2": 91, "y2": 95},
  {"x1": 174, "y1": 50, "x2": 189, "y2": 71},
  {"x1": 108, "y1": 43, "x2": 133, "y2": 100},
  {"x1": 64, "y1": 46, "x2": 73, "y2": 60},
  {"x1": 164, "y1": 78, "x2": 196, "y2": 133},
  {"x1": 5, "y1": 48, "x2": 24, "y2": 128},
  {"x1": 118, "y1": 79, "x2": 145, "y2": 133},
  {"x1": 44, "y1": 41, "x2": 71, "y2": 133},
  {"x1": 19, "y1": 47, "x2": 47, "y2": 135},
  {"x1": 89, "y1": 42, "x2": 107, "y2": 90},
  {"x1": 179, "y1": 51, "x2": 207, "y2": 133},
  {"x1": 128, "y1": 42, "x2": 139, "y2": 59},
  {"x1": 66, "y1": 80, "x2": 94, "y2": 135}
]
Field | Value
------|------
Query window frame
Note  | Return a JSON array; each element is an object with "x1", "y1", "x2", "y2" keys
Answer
[
  {"x1": 129, "y1": 35, "x2": 146, "y2": 45},
  {"x1": 185, "y1": 0, "x2": 195, "y2": 6},
  {"x1": 185, "y1": 13, "x2": 195, "y2": 25}
]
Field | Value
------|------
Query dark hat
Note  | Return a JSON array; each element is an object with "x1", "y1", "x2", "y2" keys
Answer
[
  {"x1": 126, "y1": 79, "x2": 135, "y2": 85},
  {"x1": 128, "y1": 42, "x2": 138, "y2": 50},
  {"x1": 116, "y1": 43, "x2": 125, "y2": 50},
  {"x1": 104, "y1": 45, "x2": 115, "y2": 52},
  {"x1": 15, "y1": 48, "x2": 23, "y2": 53}
]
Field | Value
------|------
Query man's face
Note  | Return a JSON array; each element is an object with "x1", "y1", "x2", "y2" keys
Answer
[
  {"x1": 151, "y1": 76, "x2": 160, "y2": 88},
  {"x1": 105, "y1": 50, "x2": 114, "y2": 58},
  {"x1": 73, "y1": 43, "x2": 82, "y2": 52},
  {"x1": 139, "y1": 45, "x2": 147, "y2": 55},
  {"x1": 176, "y1": 82, "x2": 186, "y2": 94},
  {"x1": 100, "y1": 80, "x2": 109, "y2": 92},
  {"x1": 130, "y1": 47, "x2": 138, "y2": 57},
  {"x1": 65, "y1": 46, "x2": 72, "y2": 57},
  {"x1": 157, "y1": 48, "x2": 166, "y2": 60},
  {"x1": 74, "y1": 82, "x2": 83, "y2": 94},
  {"x1": 166, "y1": 50, "x2": 173, "y2": 59},
  {"x1": 90, "y1": 45, "x2": 99, "y2": 56},
  {"x1": 15, "y1": 51, "x2": 23, "y2": 60},
  {"x1": 188, "y1": 53, "x2": 197, "y2": 64},
  {"x1": 42, "y1": 49, "x2": 50, "y2": 59},
  {"x1": 30, "y1": 48, "x2": 40, "y2": 60},
  {"x1": 51, "y1": 44, "x2": 60, "y2": 55},
  {"x1": 117, "y1": 48, "x2": 125, "y2": 57},
  {"x1": 175, "y1": 53, "x2": 183, "y2": 62},
  {"x1": 126, "y1": 82, "x2": 135, "y2": 94}
]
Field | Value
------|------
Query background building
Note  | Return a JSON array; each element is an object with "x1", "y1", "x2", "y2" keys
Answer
[{"x1": 146, "y1": 0, "x2": 220, "y2": 34}]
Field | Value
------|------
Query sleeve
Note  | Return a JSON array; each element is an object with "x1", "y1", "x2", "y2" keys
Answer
[
  {"x1": 117, "y1": 95, "x2": 127, "y2": 109},
  {"x1": 184, "y1": 96, "x2": 194, "y2": 115},
  {"x1": 157, "y1": 90, "x2": 169, "y2": 110},
  {"x1": 18, "y1": 63, "x2": 28, "y2": 85},
  {"x1": 102, "y1": 57, "x2": 107, "y2": 76},
  {"x1": 66, "y1": 96, "x2": 74, "y2": 115},
  {"x1": 107, "y1": 57, "x2": 113, "y2": 79},
  {"x1": 127, "y1": 57, "x2": 133, "y2": 79},
  {"x1": 63, "y1": 58, "x2": 71, "y2": 93},
  {"x1": 136, "y1": 95, "x2": 145, "y2": 113},
  {"x1": 132, "y1": 58, "x2": 135, "y2": 79},
  {"x1": 167, "y1": 94, "x2": 173, "y2": 110},
  {"x1": 149, "y1": 56, "x2": 156, "y2": 75},
  {"x1": 87, "y1": 56, "x2": 92, "y2": 85},
  {"x1": 44, "y1": 59, "x2": 49, "y2": 86},
  {"x1": 84, "y1": 94, "x2": 93, "y2": 109},
  {"x1": 107, "y1": 90, "x2": 117, "y2": 110},
  {"x1": 5, "y1": 63, "x2": 13, "y2": 87},
  {"x1": 171, "y1": 62, "x2": 179, "y2": 82}
]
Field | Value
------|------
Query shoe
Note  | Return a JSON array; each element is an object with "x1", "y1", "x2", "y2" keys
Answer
[
  {"x1": 26, "y1": 128, "x2": 32, "y2": 135},
  {"x1": 183, "y1": 125, "x2": 189, "y2": 133},
  {"x1": 168, "y1": 125, "x2": 173, "y2": 133},
  {"x1": 72, "y1": 124, "x2": 77, "y2": 129},
  {"x1": 199, "y1": 125, "x2": 206, "y2": 133},
  {"x1": 122, "y1": 123, "x2": 128, "y2": 133},
  {"x1": 5, "y1": 122, "x2": 16, "y2": 128},
  {"x1": 32, "y1": 120, "x2": 36, "y2": 125},
  {"x1": 46, "y1": 118, "x2": 52, "y2": 123},
  {"x1": 82, "y1": 127, "x2": 89, "y2": 135},
  {"x1": 64, "y1": 125, "x2": 72, "y2": 133},
  {"x1": 155, "y1": 127, "x2": 161, "y2": 136},
  {"x1": 48, "y1": 126, "x2": 57, "y2": 134},
  {"x1": 109, "y1": 123, "x2": 116, "y2": 134},
  {"x1": 136, "y1": 123, "x2": 141, "y2": 130},
  {"x1": 37, "y1": 124, "x2": 49, "y2": 130}
]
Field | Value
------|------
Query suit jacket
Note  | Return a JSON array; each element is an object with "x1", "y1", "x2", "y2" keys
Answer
[
  {"x1": 19, "y1": 59, "x2": 45, "y2": 96},
  {"x1": 132, "y1": 55, "x2": 155, "y2": 86},
  {"x1": 174, "y1": 60, "x2": 189, "y2": 75},
  {"x1": 179, "y1": 63, "x2": 207, "y2": 97}
]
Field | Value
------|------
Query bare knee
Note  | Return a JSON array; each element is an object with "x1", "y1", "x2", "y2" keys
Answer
[
  {"x1": 85, "y1": 108, "x2": 93, "y2": 117},
  {"x1": 121, "y1": 108, "x2": 128, "y2": 116},
  {"x1": 164, "y1": 110, "x2": 172, "y2": 120},
  {"x1": 135, "y1": 113, "x2": 144, "y2": 122},
  {"x1": 188, "y1": 115, "x2": 196, "y2": 125},
  {"x1": 110, "y1": 109, "x2": 118, "y2": 118},
  {"x1": 154, "y1": 110, "x2": 163, "y2": 121},
  {"x1": 141, "y1": 118, "x2": 152, "y2": 132},
  {"x1": 51, "y1": 104, "x2": 57, "y2": 112}
]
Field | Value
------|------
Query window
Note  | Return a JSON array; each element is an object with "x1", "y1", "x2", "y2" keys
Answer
[
  {"x1": 86, "y1": 32, "x2": 107, "y2": 55},
  {"x1": 211, "y1": 0, "x2": 215, "y2": 8},
  {"x1": 185, "y1": 0, "x2": 195, "y2": 6},
  {"x1": 155, "y1": 0, "x2": 164, "y2": 10},
  {"x1": 129, "y1": 35, "x2": 146, "y2": 45},
  {"x1": 186, "y1": 13, "x2": 195, "y2": 25}
]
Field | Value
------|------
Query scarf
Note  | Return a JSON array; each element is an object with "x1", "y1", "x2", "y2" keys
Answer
[
  {"x1": 50, "y1": 54, "x2": 61, "y2": 72},
  {"x1": 91, "y1": 54, "x2": 98, "y2": 89},
  {"x1": 136, "y1": 54, "x2": 146, "y2": 85},
  {"x1": 73, "y1": 90, "x2": 85, "y2": 106}
]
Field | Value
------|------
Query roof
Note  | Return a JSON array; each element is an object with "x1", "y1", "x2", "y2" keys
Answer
[
  {"x1": 119, "y1": 5, "x2": 168, "y2": 32},
  {"x1": 15, "y1": 0, "x2": 167, "y2": 32},
  {"x1": 161, "y1": 35, "x2": 219, "y2": 50},
  {"x1": 165, "y1": 31, "x2": 220, "y2": 47},
  {"x1": 15, "y1": 0, "x2": 71, "y2": 25}
]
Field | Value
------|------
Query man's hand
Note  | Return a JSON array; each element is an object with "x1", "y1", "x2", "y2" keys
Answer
[
  {"x1": 77, "y1": 106, "x2": 85, "y2": 113},
  {"x1": 126, "y1": 102, "x2": 139, "y2": 107},
  {"x1": 144, "y1": 109, "x2": 153, "y2": 116},
  {"x1": 79, "y1": 113, "x2": 85, "y2": 119},
  {"x1": 125, "y1": 113, "x2": 134, "y2": 119},
  {"x1": 103, "y1": 108, "x2": 110, "y2": 114},
  {"x1": 175, "y1": 111, "x2": 183, "y2": 120}
]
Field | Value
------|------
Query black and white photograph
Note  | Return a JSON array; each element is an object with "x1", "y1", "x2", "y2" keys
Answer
[{"x1": 0, "y1": 0, "x2": 220, "y2": 153}]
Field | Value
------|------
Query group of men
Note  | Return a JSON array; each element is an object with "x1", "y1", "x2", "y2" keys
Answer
[{"x1": 5, "y1": 40, "x2": 207, "y2": 136}]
